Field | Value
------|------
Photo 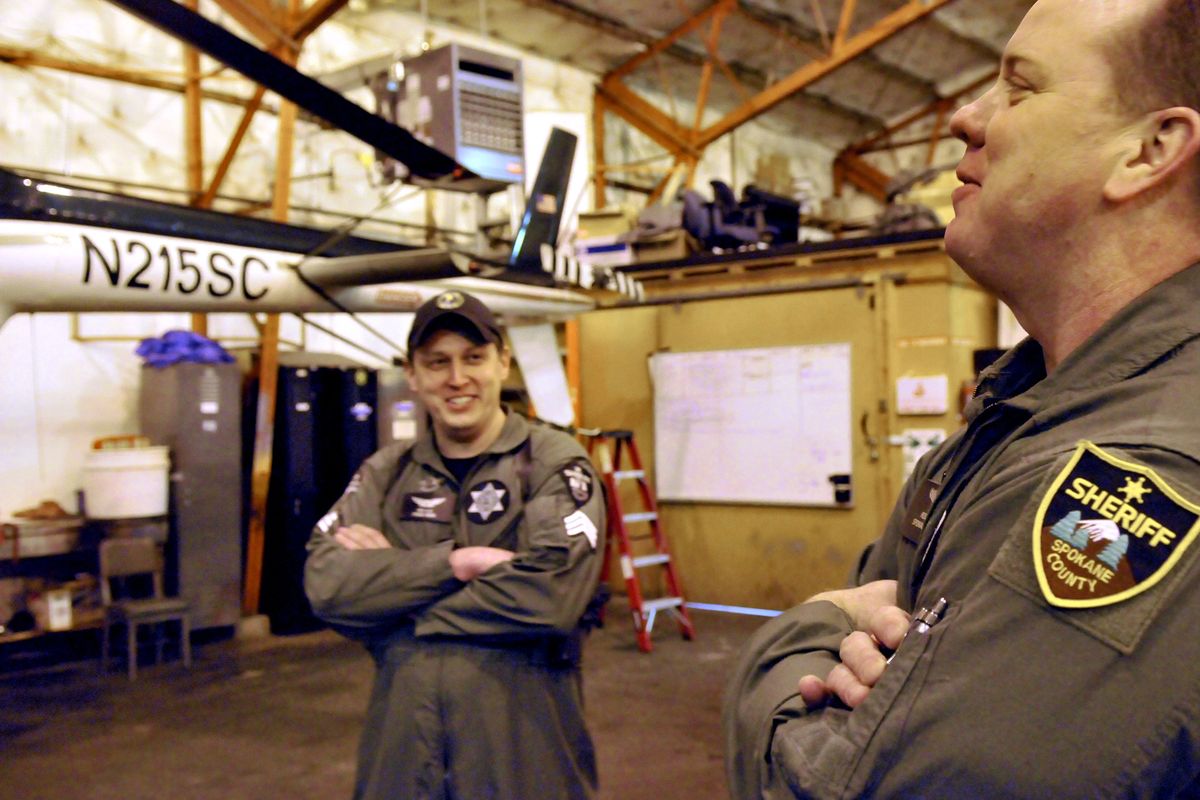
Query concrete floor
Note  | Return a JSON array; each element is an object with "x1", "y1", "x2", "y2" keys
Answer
[{"x1": 0, "y1": 601, "x2": 767, "y2": 800}]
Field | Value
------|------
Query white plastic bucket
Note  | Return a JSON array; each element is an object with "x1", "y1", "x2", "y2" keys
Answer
[{"x1": 82, "y1": 446, "x2": 170, "y2": 519}]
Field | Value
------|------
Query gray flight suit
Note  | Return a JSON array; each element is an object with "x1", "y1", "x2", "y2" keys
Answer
[
  {"x1": 305, "y1": 412, "x2": 604, "y2": 800},
  {"x1": 725, "y1": 263, "x2": 1200, "y2": 798}
]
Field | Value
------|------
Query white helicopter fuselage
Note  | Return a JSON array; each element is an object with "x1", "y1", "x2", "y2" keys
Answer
[{"x1": 0, "y1": 218, "x2": 594, "y2": 331}]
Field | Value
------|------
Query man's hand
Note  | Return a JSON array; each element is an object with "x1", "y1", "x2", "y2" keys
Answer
[
  {"x1": 449, "y1": 546, "x2": 515, "y2": 581},
  {"x1": 335, "y1": 524, "x2": 392, "y2": 550},
  {"x1": 797, "y1": 580, "x2": 910, "y2": 710}
]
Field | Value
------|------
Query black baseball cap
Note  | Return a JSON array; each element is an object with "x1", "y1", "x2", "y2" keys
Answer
[{"x1": 407, "y1": 290, "x2": 503, "y2": 356}]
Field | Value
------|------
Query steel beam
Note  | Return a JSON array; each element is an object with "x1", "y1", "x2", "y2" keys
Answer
[
  {"x1": 211, "y1": 0, "x2": 296, "y2": 50},
  {"x1": 0, "y1": 46, "x2": 259, "y2": 108},
  {"x1": 596, "y1": 80, "x2": 695, "y2": 154},
  {"x1": 698, "y1": 0, "x2": 959, "y2": 147},
  {"x1": 593, "y1": 93, "x2": 608, "y2": 207},
  {"x1": 291, "y1": 0, "x2": 349, "y2": 41},
  {"x1": 101, "y1": 0, "x2": 478, "y2": 186},
  {"x1": 607, "y1": 0, "x2": 734, "y2": 83},
  {"x1": 847, "y1": 68, "x2": 994, "y2": 154},
  {"x1": 200, "y1": 84, "x2": 268, "y2": 208}
]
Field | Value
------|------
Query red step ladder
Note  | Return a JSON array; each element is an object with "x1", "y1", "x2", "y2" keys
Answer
[{"x1": 588, "y1": 430, "x2": 694, "y2": 653}]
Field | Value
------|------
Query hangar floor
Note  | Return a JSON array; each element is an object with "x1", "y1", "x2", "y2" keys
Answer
[{"x1": 0, "y1": 600, "x2": 768, "y2": 800}]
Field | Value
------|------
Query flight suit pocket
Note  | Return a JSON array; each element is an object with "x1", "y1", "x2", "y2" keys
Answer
[
  {"x1": 772, "y1": 609, "x2": 947, "y2": 799},
  {"x1": 988, "y1": 442, "x2": 1200, "y2": 655}
]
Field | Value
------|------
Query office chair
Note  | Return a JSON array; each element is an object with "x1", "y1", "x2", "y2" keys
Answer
[
  {"x1": 682, "y1": 189, "x2": 713, "y2": 246},
  {"x1": 99, "y1": 536, "x2": 192, "y2": 680}
]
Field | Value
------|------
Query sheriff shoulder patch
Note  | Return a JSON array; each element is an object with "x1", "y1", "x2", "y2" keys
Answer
[
  {"x1": 1033, "y1": 441, "x2": 1200, "y2": 608},
  {"x1": 560, "y1": 461, "x2": 594, "y2": 507}
]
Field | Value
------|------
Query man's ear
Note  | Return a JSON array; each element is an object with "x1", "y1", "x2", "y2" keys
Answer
[
  {"x1": 1105, "y1": 106, "x2": 1200, "y2": 202},
  {"x1": 498, "y1": 344, "x2": 512, "y2": 378}
]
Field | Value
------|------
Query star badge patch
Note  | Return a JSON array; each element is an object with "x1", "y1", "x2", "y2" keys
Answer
[
  {"x1": 467, "y1": 480, "x2": 508, "y2": 524},
  {"x1": 1033, "y1": 441, "x2": 1200, "y2": 608}
]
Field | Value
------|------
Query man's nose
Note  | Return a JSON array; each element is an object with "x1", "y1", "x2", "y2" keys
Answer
[
  {"x1": 447, "y1": 360, "x2": 468, "y2": 384},
  {"x1": 949, "y1": 84, "x2": 995, "y2": 149}
]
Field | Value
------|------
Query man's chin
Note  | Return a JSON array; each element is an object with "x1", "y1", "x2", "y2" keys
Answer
[
  {"x1": 433, "y1": 420, "x2": 483, "y2": 443},
  {"x1": 943, "y1": 217, "x2": 973, "y2": 266}
]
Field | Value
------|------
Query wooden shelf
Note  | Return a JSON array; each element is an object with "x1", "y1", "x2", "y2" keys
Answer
[{"x1": 0, "y1": 613, "x2": 103, "y2": 645}]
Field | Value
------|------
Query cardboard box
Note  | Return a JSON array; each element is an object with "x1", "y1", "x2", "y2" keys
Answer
[
  {"x1": 0, "y1": 518, "x2": 83, "y2": 559},
  {"x1": 633, "y1": 230, "x2": 690, "y2": 264},
  {"x1": 577, "y1": 208, "x2": 634, "y2": 239}
]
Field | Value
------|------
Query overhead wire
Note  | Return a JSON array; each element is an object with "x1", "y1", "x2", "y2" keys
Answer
[
  {"x1": 291, "y1": 179, "x2": 427, "y2": 360},
  {"x1": 289, "y1": 312, "x2": 391, "y2": 363}
]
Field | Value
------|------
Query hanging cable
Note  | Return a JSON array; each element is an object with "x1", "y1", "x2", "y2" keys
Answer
[
  {"x1": 290, "y1": 181, "x2": 426, "y2": 359},
  {"x1": 291, "y1": 313, "x2": 391, "y2": 364}
]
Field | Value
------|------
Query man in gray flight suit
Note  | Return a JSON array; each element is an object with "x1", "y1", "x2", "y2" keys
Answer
[
  {"x1": 305, "y1": 290, "x2": 604, "y2": 799},
  {"x1": 725, "y1": 0, "x2": 1200, "y2": 796}
]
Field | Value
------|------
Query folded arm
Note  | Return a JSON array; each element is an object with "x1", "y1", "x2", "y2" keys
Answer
[
  {"x1": 413, "y1": 459, "x2": 605, "y2": 639},
  {"x1": 304, "y1": 454, "x2": 462, "y2": 633}
]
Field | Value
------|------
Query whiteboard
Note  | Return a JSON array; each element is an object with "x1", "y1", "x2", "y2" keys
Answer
[{"x1": 650, "y1": 343, "x2": 852, "y2": 506}]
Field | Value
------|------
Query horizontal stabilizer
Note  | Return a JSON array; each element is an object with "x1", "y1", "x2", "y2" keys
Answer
[
  {"x1": 297, "y1": 250, "x2": 497, "y2": 287},
  {"x1": 540, "y1": 244, "x2": 645, "y2": 302}
]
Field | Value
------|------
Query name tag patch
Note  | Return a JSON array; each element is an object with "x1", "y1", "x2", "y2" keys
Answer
[
  {"x1": 902, "y1": 476, "x2": 942, "y2": 546},
  {"x1": 1033, "y1": 441, "x2": 1200, "y2": 608},
  {"x1": 402, "y1": 493, "x2": 453, "y2": 523}
]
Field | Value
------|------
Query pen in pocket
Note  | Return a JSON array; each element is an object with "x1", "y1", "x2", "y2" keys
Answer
[{"x1": 885, "y1": 597, "x2": 948, "y2": 664}]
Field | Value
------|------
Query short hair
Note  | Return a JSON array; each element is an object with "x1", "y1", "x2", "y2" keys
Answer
[
  {"x1": 1114, "y1": 0, "x2": 1200, "y2": 113},
  {"x1": 1112, "y1": 0, "x2": 1200, "y2": 196}
]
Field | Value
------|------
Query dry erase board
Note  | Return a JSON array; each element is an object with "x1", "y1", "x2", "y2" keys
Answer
[{"x1": 650, "y1": 343, "x2": 852, "y2": 506}]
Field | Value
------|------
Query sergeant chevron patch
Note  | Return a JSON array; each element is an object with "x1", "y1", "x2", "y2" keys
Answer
[
  {"x1": 1033, "y1": 441, "x2": 1200, "y2": 608},
  {"x1": 564, "y1": 509, "x2": 598, "y2": 549}
]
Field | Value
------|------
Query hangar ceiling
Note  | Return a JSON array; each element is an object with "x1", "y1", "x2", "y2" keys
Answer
[
  {"x1": 380, "y1": 0, "x2": 1018, "y2": 137},
  {"x1": 1, "y1": 0, "x2": 1036, "y2": 202},
  {"x1": 337, "y1": 0, "x2": 1035, "y2": 199}
]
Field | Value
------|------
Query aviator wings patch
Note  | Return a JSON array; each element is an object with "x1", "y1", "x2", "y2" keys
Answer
[{"x1": 1033, "y1": 441, "x2": 1200, "y2": 608}]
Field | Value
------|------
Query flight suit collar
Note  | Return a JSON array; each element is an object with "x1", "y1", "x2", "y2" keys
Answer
[
  {"x1": 410, "y1": 407, "x2": 531, "y2": 482},
  {"x1": 963, "y1": 339, "x2": 1045, "y2": 424},
  {"x1": 970, "y1": 262, "x2": 1200, "y2": 420}
]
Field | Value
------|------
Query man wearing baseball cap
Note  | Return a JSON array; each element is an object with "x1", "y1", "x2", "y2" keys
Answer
[{"x1": 305, "y1": 290, "x2": 605, "y2": 799}]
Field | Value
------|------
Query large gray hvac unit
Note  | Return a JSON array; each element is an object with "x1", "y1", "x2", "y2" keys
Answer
[{"x1": 375, "y1": 43, "x2": 524, "y2": 185}]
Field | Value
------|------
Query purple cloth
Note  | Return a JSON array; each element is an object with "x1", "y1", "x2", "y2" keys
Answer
[{"x1": 136, "y1": 330, "x2": 234, "y2": 367}]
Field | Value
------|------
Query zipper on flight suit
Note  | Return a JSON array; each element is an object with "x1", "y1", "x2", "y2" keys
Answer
[
  {"x1": 449, "y1": 439, "x2": 534, "y2": 543},
  {"x1": 910, "y1": 402, "x2": 1028, "y2": 595}
]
